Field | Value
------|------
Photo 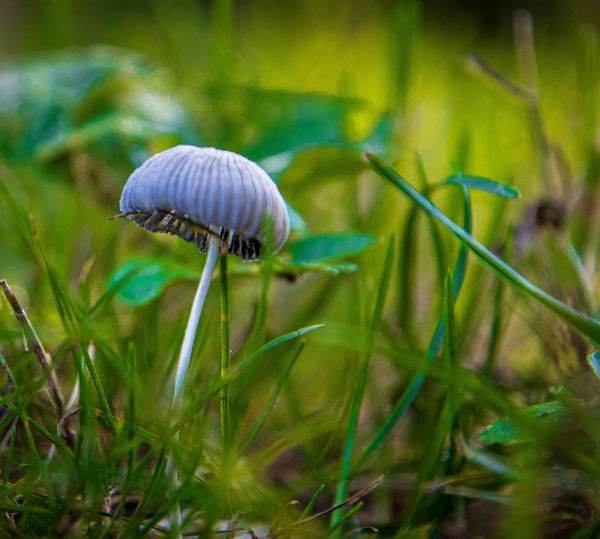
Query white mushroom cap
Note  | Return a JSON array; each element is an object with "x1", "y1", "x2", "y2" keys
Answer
[{"x1": 120, "y1": 145, "x2": 290, "y2": 260}]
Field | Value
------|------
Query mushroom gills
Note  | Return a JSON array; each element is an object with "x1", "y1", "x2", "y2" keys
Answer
[{"x1": 128, "y1": 210, "x2": 262, "y2": 260}]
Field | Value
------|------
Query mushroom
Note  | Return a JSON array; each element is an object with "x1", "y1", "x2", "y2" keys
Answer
[{"x1": 118, "y1": 145, "x2": 290, "y2": 406}]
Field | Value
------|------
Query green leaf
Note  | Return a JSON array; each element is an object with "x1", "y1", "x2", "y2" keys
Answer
[
  {"x1": 0, "y1": 46, "x2": 151, "y2": 116},
  {"x1": 108, "y1": 258, "x2": 196, "y2": 306},
  {"x1": 445, "y1": 175, "x2": 520, "y2": 199},
  {"x1": 35, "y1": 113, "x2": 164, "y2": 161},
  {"x1": 290, "y1": 234, "x2": 376, "y2": 264},
  {"x1": 478, "y1": 401, "x2": 567, "y2": 445},
  {"x1": 366, "y1": 152, "x2": 600, "y2": 346},
  {"x1": 248, "y1": 93, "x2": 393, "y2": 181}
]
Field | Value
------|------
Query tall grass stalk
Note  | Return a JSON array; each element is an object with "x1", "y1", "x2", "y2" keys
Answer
[{"x1": 331, "y1": 235, "x2": 394, "y2": 532}]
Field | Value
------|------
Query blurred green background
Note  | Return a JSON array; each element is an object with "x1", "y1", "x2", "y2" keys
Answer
[{"x1": 1, "y1": 1, "x2": 600, "y2": 537}]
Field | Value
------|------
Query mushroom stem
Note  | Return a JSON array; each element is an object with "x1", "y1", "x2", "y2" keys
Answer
[{"x1": 173, "y1": 234, "x2": 220, "y2": 402}]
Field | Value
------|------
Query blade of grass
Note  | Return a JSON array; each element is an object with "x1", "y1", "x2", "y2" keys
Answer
[
  {"x1": 32, "y1": 233, "x2": 116, "y2": 433},
  {"x1": 3, "y1": 425, "x2": 16, "y2": 484},
  {"x1": 397, "y1": 152, "x2": 427, "y2": 345},
  {"x1": 366, "y1": 152, "x2": 600, "y2": 345},
  {"x1": 400, "y1": 272, "x2": 462, "y2": 529},
  {"x1": 0, "y1": 279, "x2": 65, "y2": 420},
  {"x1": 232, "y1": 215, "x2": 276, "y2": 435},
  {"x1": 272, "y1": 476, "x2": 383, "y2": 538},
  {"x1": 125, "y1": 447, "x2": 167, "y2": 533},
  {"x1": 353, "y1": 183, "x2": 471, "y2": 472},
  {"x1": 0, "y1": 169, "x2": 39, "y2": 259},
  {"x1": 175, "y1": 324, "x2": 324, "y2": 434},
  {"x1": 331, "y1": 235, "x2": 394, "y2": 532},
  {"x1": 239, "y1": 340, "x2": 304, "y2": 455},
  {"x1": 444, "y1": 273, "x2": 459, "y2": 371},
  {"x1": 0, "y1": 352, "x2": 55, "y2": 502},
  {"x1": 79, "y1": 343, "x2": 116, "y2": 435},
  {"x1": 298, "y1": 483, "x2": 326, "y2": 521},
  {"x1": 326, "y1": 501, "x2": 363, "y2": 536},
  {"x1": 427, "y1": 212, "x2": 449, "y2": 293},
  {"x1": 484, "y1": 227, "x2": 513, "y2": 376},
  {"x1": 29, "y1": 418, "x2": 74, "y2": 459},
  {"x1": 399, "y1": 202, "x2": 420, "y2": 345}
]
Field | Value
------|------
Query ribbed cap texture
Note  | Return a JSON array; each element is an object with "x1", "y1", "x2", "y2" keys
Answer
[{"x1": 120, "y1": 145, "x2": 290, "y2": 259}]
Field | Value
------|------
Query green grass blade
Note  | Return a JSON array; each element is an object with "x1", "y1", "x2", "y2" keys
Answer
[
  {"x1": 3, "y1": 425, "x2": 16, "y2": 484},
  {"x1": 331, "y1": 235, "x2": 395, "y2": 531},
  {"x1": 326, "y1": 501, "x2": 364, "y2": 536},
  {"x1": 484, "y1": 227, "x2": 513, "y2": 376},
  {"x1": 239, "y1": 340, "x2": 304, "y2": 455},
  {"x1": 443, "y1": 272, "x2": 458, "y2": 368},
  {"x1": 354, "y1": 185, "x2": 472, "y2": 473},
  {"x1": 299, "y1": 483, "x2": 326, "y2": 521},
  {"x1": 125, "y1": 447, "x2": 167, "y2": 532},
  {"x1": 426, "y1": 211, "x2": 449, "y2": 293},
  {"x1": 366, "y1": 152, "x2": 600, "y2": 345},
  {"x1": 401, "y1": 272, "x2": 462, "y2": 527},
  {"x1": 79, "y1": 344, "x2": 116, "y2": 435},
  {"x1": 445, "y1": 175, "x2": 520, "y2": 198},
  {"x1": 29, "y1": 418, "x2": 74, "y2": 459},
  {"x1": 398, "y1": 202, "x2": 420, "y2": 345},
  {"x1": 451, "y1": 184, "x2": 472, "y2": 292},
  {"x1": 175, "y1": 324, "x2": 324, "y2": 433},
  {"x1": 31, "y1": 237, "x2": 117, "y2": 434}
]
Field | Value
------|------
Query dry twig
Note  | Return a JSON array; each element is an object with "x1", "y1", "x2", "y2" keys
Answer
[{"x1": 0, "y1": 279, "x2": 65, "y2": 420}]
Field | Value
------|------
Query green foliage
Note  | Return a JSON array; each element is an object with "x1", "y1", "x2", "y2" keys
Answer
[
  {"x1": 107, "y1": 257, "x2": 196, "y2": 306},
  {"x1": 478, "y1": 401, "x2": 567, "y2": 445},
  {"x1": 289, "y1": 233, "x2": 377, "y2": 264},
  {"x1": 0, "y1": 46, "x2": 200, "y2": 164},
  {"x1": 1, "y1": 4, "x2": 600, "y2": 537}
]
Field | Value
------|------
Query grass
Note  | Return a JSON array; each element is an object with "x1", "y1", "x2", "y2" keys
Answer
[{"x1": 1, "y1": 2, "x2": 600, "y2": 537}]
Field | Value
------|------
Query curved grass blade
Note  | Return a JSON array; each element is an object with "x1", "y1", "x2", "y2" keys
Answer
[
  {"x1": 239, "y1": 340, "x2": 305, "y2": 455},
  {"x1": 174, "y1": 324, "x2": 324, "y2": 433},
  {"x1": 366, "y1": 152, "x2": 600, "y2": 345}
]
